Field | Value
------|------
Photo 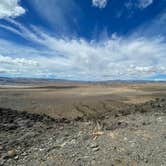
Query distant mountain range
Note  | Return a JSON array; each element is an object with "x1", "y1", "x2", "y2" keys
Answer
[{"x1": 0, "y1": 77, "x2": 165, "y2": 85}]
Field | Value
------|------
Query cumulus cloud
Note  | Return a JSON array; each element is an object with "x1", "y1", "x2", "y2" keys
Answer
[
  {"x1": 0, "y1": 20, "x2": 166, "y2": 80},
  {"x1": 0, "y1": 0, "x2": 25, "y2": 18},
  {"x1": 92, "y1": 0, "x2": 108, "y2": 9}
]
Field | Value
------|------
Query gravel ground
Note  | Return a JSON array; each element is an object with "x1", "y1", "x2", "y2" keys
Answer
[{"x1": 0, "y1": 98, "x2": 166, "y2": 166}]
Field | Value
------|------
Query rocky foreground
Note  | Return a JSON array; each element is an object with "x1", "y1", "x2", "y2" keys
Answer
[{"x1": 0, "y1": 98, "x2": 166, "y2": 166}]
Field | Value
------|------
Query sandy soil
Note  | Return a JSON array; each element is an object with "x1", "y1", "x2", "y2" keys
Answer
[{"x1": 0, "y1": 82, "x2": 166, "y2": 119}]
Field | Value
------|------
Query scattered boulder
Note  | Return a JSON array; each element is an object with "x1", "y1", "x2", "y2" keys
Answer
[{"x1": 7, "y1": 149, "x2": 16, "y2": 158}]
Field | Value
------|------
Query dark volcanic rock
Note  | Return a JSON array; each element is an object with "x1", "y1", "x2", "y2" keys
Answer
[{"x1": 0, "y1": 108, "x2": 56, "y2": 131}]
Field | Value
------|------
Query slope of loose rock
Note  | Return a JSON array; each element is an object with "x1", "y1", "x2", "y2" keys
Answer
[{"x1": 0, "y1": 98, "x2": 166, "y2": 166}]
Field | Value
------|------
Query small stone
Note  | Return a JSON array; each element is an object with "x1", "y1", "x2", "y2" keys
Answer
[
  {"x1": 7, "y1": 149, "x2": 16, "y2": 158},
  {"x1": 0, "y1": 146, "x2": 3, "y2": 150},
  {"x1": 145, "y1": 159, "x2": 148, "y2": 163},
  {"x1": 89, "y1": 142, "x2": 100, "y2": 152},
  {"x1": 92, "y1": 147, "x2": 99, "y2": 152},
  {"x1": 142, "y1": 122, "x2": 146, "y2": 125},
  {"x1": 14, "y1": 156, "x2": 19, "y2": 160},
  {"x1": 90, "y1": 143, "x2": 98, "y2": 148},
  {"x1": 59, "y1": 126, "x2": 64, "y2": 130},
  {"x1": 0, "y1": 159, "x2": 5, "y2": 166},
  {"x1": 91, "y1": 160, "x2": 96, "y2": 165},
  {"x1": 124, "y1": 137, "x2": 128, "y2": 141},
  {"x1": 22, "y1": 152, "x2": 27, "y2": 156}
]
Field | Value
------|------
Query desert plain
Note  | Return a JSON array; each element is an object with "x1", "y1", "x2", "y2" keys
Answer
[{"x1": 0, "y1": 81, "x2": 166, "y2": 119}]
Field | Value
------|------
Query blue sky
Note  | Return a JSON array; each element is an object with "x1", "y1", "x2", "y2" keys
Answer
[{"x1": 0, "y1": 0, "x2": 166, "y2": 81}]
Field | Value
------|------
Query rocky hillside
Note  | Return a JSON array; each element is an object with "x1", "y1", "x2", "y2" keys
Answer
[{"x1": 0, "y1": 98, "x2": 166, "y2": 166}]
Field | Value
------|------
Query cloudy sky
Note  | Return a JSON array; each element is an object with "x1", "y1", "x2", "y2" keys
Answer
[{"x1": 0, "y1": 0, "x2": 165, "y2": 81}]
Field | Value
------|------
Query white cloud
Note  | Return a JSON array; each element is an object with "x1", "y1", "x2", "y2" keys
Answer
[
  {"x1": 0, "y1": 0, "x2": 25, "y2": 18},
  {"x1": 0, "y1": 55, "x2": 38, "y2": 66},
  {"x1": 0, "y1": 20, "x2": 166, "y2": 80},
  {"x1": 138, "y1": 0, "x2": 153, "y2": 8},
  {"x1": 92, "y1": 0, "x2": 108, "y2": 9},
  {"x1": 0, "y1": 54, "x2": 40, "y2": 77},
  {"x1": 28, "y1": 0, "x2": 80, "y2": 33},
  {"x1": 92, "y1": 0, "x2": 153, "y2": 9},
  {"x1": 132, "y1": 11, "x2": 166, "y2": 38},
  {"x1": 125, "y1": 0, "x2": 153, "y2": 10}
]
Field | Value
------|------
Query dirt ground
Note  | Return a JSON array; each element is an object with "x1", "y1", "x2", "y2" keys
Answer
[
  {"x1": 0, "y1": 82, "x2": 166, "y2": 166},
  {"x1": 0, "y1": 82, "x2": 166, "y2": 119}
]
